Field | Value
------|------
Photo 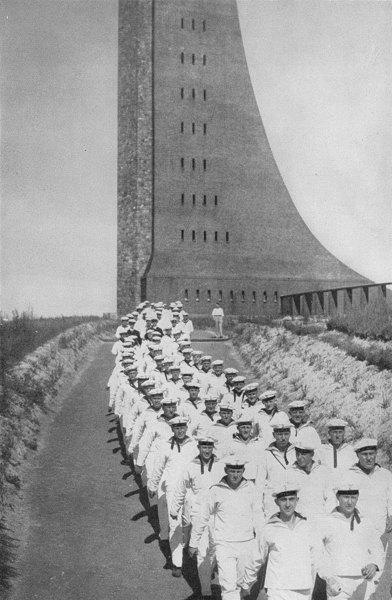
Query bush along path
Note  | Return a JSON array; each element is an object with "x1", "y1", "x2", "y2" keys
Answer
[
  {"x1": 0, "y1": 319, "x2": 111, "y2": 593},
  {"x1": 232, "y1": 323, "x2": 392, "y2": 465}
]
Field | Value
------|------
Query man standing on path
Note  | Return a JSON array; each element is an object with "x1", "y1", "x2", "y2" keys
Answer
[
  {"x1": 240, "y1": 483, "x2": 316, "y2": 600},
  {"x1": 189, "y1": 457, "x2": 261, "y2": 600},
  {"x1": 211, "y1": 302, "x2": 224, "y2": 338}
]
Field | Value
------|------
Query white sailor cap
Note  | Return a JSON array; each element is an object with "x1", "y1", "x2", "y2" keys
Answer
[
  {"x1": 192, "y1": 350, "x2": 203, "y2": 356},
  {"x1": 224, "y1": 367, "x2": 239, "y2": 375},
  {"x1": 288, "y1": 400, "x2": 307, "y2": 410},
  {"x1": 179, "y1": 340, "x2": 191, "y2": 348},
  {"x1": 169, "y1": 416, "x2": 189, "y2": 427},
  {"x1": 260, "y1": 389, "x2": 277, "y2": 401},
  {"x1": 224, "y1": 454, "x2": 248, "y2": 468},
  {"x1": 181, "y1": 347, "x2": 193, "y2": 355},
  {"x1": 121, "y1": 316, "x2": 128, "y2": 321},
  {"x1": 122, "y1": 357, "x2": 134, "y2": 365},
  {"x1": 234, "y1": 411, "x2": 254, "y2": 426},
  {"x1": 136, "y1": 303, "x2": 144, "y2": 310},
  {"x1": 270, "y1": 414, "x2": 292, "y2": 430},
  {"x1": 196, "y1": 435, "x2": 215, "y2": 445},
  {"x1": 128, "y1": 317, "x2": 136, "y2": 323},
  {"x1": 181, "y1": 367, "x2": 195, "y2": 376},
  {"x1": 124, "y1": 363, "x2": 138, "y2": 371},
  {"x1": 149, "y1": 387, "x2": 165, "y2": 397},
  {"x1": 203, "y1": 394, "x2": 219, "y2": 403},
  {"x1": 201, "y1": 355, "x2": 212, "y2": 361},
  {"x1": 154, "y1": 354, "x2": 165, "y2": 362},
  {"x1": 243, "y1": 382, "x2": 259, "y2": 393},
  {"x1": 272, "y1": 482, "x2": 300, "y2": 499},
  {"x1": 185, "y1": 379, "x2": 200, "y2": 389},
  {"x1": 326, "y1": 418, "x2": 348, "y2": 429},
  {"x1": 232, "y1": 375, "x2": 246, "y2": 384},
  {"x1": 333, "y1": 476, "x2": 359, "y2": 495},
  {"x1": 211, "y1": 359, "x2": 224, "y2": 367},
  {"x1": 161, "y1": 396, "x2": 178, "y2": 405},
  {"x1": 141, "y1": 379, "x2": 156, "y2": 388},
  {"x1": 162, "y1": 357, "x2": 174, "y2": 365},
  {"x1": 182, "y1": 312, "x2": 189, "y2": 317},
  {"x1": 294, "y1": 430, "x2": 317, "y2": 451},
  {"x1": 168, "y1": 364, "x2": 181, "y2": 371},
  {"x1": 353, "y1": 438, "x2": 378, "y2": 453},
  {"x1": 126, "y1": 313, "x2": 133, "y2": 318},
  {"x1": 219, "y1": 400, "x2": 234, "y2": 411},
  {"x1": 137, "y1": 372, "x2": 149, "y2": 380}
]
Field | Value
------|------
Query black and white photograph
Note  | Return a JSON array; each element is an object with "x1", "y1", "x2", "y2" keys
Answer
[{"x1": 1, "y1": 1, "x2": 392, "y2": 599}]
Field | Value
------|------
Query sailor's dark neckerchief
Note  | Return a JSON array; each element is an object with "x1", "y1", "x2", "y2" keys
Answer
[
  {"x1": 337, "y1": 507, "x2": 361, "y2": 530},
  {"x1": 170, "y1": 435, "x2": 189, "y2": 452},
  {"x1": 205, "y1": 411, "x2": 217, "y2": 421},
  {"x1": 269, "y1": 442, "x2": 291, "y2": 466},
  {"x1": 217, "y1": 419, "x2": 234, "y2": 427},
  {"x1": 197, "y1": 454, "x2": 216, "y2": 474}
]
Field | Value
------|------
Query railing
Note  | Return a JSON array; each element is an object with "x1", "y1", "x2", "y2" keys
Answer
[{"x1": 280, "y1": 282, "x2": 392, "y2": 318}]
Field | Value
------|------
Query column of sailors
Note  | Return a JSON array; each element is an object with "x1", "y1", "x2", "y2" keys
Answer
[{"x1": 108, "y1": 300, "x2": 392, "y2": 600}]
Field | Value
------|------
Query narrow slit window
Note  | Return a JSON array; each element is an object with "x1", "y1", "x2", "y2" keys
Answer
[
  {"x1": 203, "y1": 231, "x2": 207, "y2": 242},
  {"x1": 226, "y1": 232, "x2": 229, "y2": 243},
  {"x1": 252, "y1": 291, "x2": 256, "y2": 303},
  {"x1": 192, "y1": 122, "x2": 195, "y2": 134},
  {"x1": 181, "y1": 17, "x2": 184, "y2": 29},
  {"x1": 203, "y1": 123, "x2": 207, "y2": 135},
  {"x1": 185, "y1": 288, "x2": 188, "y2": 301},
  {"x1": 192, "y1": 53, "x2": 195, "y2": 65},
  {"x1": 181, "y1": 52, "x2": 184, "y2": 64},
  {"x1": 214, "y1": 231, "x2": 218, "y2": 242},
  {"x1": 214, "y1": 195, "x2": 218, "y2": 206},
  {"x1": 203, "y1": 195, "x2": 207, "y2": 205},
  {"x1": 181, "y1": 193, "x2": 184, "y2": 205},
  {"x1": 219, "y1": 290, "x2": 223, "y2": 301},
  {"x1": 274, "y1": 291, "x2": 278, "y2": 303},
  {"x1": 196, "y1": 289, "x2": 200, "y2": 302},
  {"x1": 263, "y1": 291, "x2": 268, "y2": 303},
  {"x1": 181, "y1": 121, "x2": 184, "y2": 133},
  {"x1": 230, "y1": 290, "x2": 234, "y2": 302},
  {"x1": 181, "y1": 157, "x2": 184, "y2": 170},
  {"x1": 207, "y1": 289, "x2": 211, "y2": 302},
  {"x1": 203, "y1": 89, "x2": 207, "y2": 101},
  {"x1": 181, "y1": 229, "x2": 184, "y2": 241},
  {"x1": 192, "y1": 158, "x2": 196, "y2": 171},
  {"x1": 192, "y1": 230, "x2": 196, "y2": 241},
  {"x1": 203, "y1": 159, "x2": 207, "y2": 171},
  {"x1": 203, "y1": 54, "x2": 207, "y2": 65},
  {"x1": 203, "y1": 20, "x2": 206, "y2": 32},
  {"x1": 241, "y1": 291, "x2": 245, "y2": 303},
  {"x1": 192, "y1": 88, "x2": 195, "y2": 100},
  {"x1": 192, "y1": 18, "x2": 195, "y2": 30},
  {"x1": 192, "y1": 193, "x2": 196, "y2": 205},
  {"x1": 181, "y1": 87, "x2": 184, "y2": 99}
]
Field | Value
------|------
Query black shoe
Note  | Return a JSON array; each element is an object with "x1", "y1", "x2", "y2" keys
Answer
[{"x1": 172, "y1": 566, "x2": 182, "y2": 578}]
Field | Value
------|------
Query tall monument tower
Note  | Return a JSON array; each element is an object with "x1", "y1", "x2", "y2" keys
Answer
[{"x1": 117, "y1": 0, "x2": 367, "y2": 316}]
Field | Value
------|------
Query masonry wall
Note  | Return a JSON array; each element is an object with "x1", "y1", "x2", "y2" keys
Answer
[
  {"x1": 118, "y1": 0, "x2": 368, "y2": 317},
  {"x1": 117, "y1": 0, "x2": 153, "y2": 315}
]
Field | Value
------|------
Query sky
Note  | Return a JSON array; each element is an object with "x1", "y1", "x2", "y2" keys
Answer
[{"x1": 1, "y1": 0, "x2": 391, "y2": 316}]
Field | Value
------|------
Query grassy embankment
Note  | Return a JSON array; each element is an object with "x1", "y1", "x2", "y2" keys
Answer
[
  {"x1": 0, "y1": 313, "x2": 113, "y2": 592},
  {"x1": 232, "y1": 299, "x2": 392, "y2": 466}
]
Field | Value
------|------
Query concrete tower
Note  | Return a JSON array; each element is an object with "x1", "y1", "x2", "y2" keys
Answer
[{"x1": 117, "y1": 0, "x2": 367, "y2": 316}]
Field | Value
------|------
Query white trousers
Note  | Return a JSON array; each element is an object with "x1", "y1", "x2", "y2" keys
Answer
[
  {"x1": 157, "y1": 483, "x2": 169, "y2": 541},
  {"x1": 267, "y1": 590, "x2": 311, "y2": 600},
  {"x1": 327, "y1": 577, "x2": 376, "y2": 600},
  {"x1": 197, "y1": 524, "x2": 216, "y2": 596},
  {"x1": 215, "y1": 539, "x2": 255, "y2": 600}
]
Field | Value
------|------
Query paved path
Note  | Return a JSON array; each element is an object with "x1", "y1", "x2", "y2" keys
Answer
[
  {"x1": 10, "y1": 333, "x2": 248, "y2": 600},
  {"x1": 9, "y1": 332, "x2": 391, "y2": 600}
]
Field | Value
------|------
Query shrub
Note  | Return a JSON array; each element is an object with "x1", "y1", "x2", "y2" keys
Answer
[{"x1": 327, "y1": 297, "x2": 392, "y2": 340}]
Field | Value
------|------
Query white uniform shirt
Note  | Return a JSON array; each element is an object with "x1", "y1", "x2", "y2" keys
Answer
[
  {"x1": 286, "y1": 462, "x2": 333, "y2": 520},
  {"x1": 136, "y1": 415, "x2": 177, "y2": 467},
  {"x1": 170, "y1": 455, "x2": 225, "y2": 518},
  {"x1": 148, "y1": 436, "x2": 198, "y2": 494},
  {"x1": 347, "y1": 463, "x2": 392, "y2": 534},
  {"x1": 242, "y1": 514, "x2": 314, "y2": 592},
  {"x1": 317, "y1": 509, "x2": 385, "y2": 579},
  {"x1": 190, "y1": 478, "x2": 262, "y2": 545},
  {"x1": 219, "y1": 436, "x2": 264, "y2": 481},
  {"x1": 128, "y1": 406, "x2": 162, "y2": 454},
  {"x1": 319, "y1": 442, "x2": 357, "y2": 473}
]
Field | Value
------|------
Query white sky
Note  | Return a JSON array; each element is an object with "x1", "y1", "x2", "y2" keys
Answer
[{"x1": 1, "y1": 0, "x2": 391, "y2": 316}]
